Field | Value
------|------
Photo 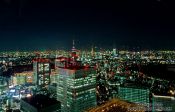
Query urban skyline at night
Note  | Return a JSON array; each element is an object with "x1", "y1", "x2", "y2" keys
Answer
[{"x1": 0, "y1": 0, "x2": 175, "y2": 112}]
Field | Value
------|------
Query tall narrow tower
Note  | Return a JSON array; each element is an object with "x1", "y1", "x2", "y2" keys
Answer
[
  {"x1": 91, "y1": 45, "x2": 95, "y2": 57},
  {"x1": 112, "y1": 43, "x2": 117, "y2": 56},
  {"x1": 71, "y1": 40, "x2": 76, "y2": 57},
  {"x1": 33, "y1": 58, "x2": 51, "y2": 88}
]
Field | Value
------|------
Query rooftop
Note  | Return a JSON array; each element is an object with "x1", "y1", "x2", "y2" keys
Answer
[
  {"x1": 32, "y1": 58, "x2": 50, "y2": 63},
  {"x1": 120, "y1": 81, "x2": 150, "y2": 89},
  {"x1": 58, "y1": 65, "x2": 91, "y2": 70}
]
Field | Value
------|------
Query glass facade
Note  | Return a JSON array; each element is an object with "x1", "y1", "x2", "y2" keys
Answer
[
  {"x1": 57, "y1": 68, "x2": 97, "y2": 112},
  {"x1": 118, "y1": 86, "x2": 150, "y2": 105},
  {"x1": 152, "y1": 95, "x2": 175, "y2": 112}
]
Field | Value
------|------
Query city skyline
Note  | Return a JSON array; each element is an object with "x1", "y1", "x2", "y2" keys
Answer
[
  {"x1": 1, "y1": 1, "x2": 175, "y2": 110},
  {"x1": 0, "y1": 0, "x2": 175, "y2": 51},
  {"x1": 0, "y1": 39, "x2": 175, "y2": 111}
]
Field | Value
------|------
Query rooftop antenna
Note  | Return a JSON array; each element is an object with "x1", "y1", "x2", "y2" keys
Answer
[
  {"x1": 72, "y1": 39, "x2": 76, "y2": 52},
  {"x1": 71, "y1": 39, "x2": 77, "y2": 59}
]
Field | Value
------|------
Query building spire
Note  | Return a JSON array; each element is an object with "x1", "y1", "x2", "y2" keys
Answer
[
  {"x1": 71, "y1": 39, "x2": 77, "y2": 59},
  {"x1": 72, "y1": 39, "x2": 76, "y2": 52}
]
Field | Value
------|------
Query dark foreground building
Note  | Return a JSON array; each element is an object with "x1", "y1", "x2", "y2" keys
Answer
[{"x1": 20, "y1": 94, "x2": 61, "y2": 112}]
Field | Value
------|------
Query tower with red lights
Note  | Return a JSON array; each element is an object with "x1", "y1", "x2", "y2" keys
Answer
[
  {"x1": 33, "y1": 58, "x2": 51, "y2": 87},
  {"x1": 56, "y1": 40, "x2": 97, "y2": 112}
]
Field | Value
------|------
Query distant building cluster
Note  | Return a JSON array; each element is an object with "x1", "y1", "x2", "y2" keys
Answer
[{"x1": 0, "y1": 43, "x2": 175, "y2": 112}]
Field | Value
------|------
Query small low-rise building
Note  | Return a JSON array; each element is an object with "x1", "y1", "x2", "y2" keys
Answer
[{"x1": 20, "y1": 94, "x2": 61, "y2": 112}]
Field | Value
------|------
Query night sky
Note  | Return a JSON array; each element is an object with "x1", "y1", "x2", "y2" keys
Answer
[{"x1": 0, "y1": 0, "x2": 175, "y2": 51}]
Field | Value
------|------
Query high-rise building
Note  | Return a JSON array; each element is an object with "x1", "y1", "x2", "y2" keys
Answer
[
  {"x1": 56, "y1": 41, "x2": 97, "y2": 112},
  {"x1": 118, "y1": 83, "x2": 150, "y2": 105},
  {"x1": 50, "y1": 69, "x2": 58, "y2": 84},
  {"x1": 113, "y1": 48, "x2": 116, "y2": 56},
  {"x1": 33, "y1": 58, "x2": 51, "y2": 87}
]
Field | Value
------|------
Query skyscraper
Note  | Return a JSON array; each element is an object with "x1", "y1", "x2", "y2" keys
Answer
[
  {"x1": 118, "y1": 83, "x2": 150, "y2": 105},
  {"x1": 56, "y1": 41, "x2": 97, "y2": 112},
  {"x1": 33, "y1": 58, "x2": 51, "y2": 87}
]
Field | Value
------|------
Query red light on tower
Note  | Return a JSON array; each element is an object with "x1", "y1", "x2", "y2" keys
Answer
[{"x1": 71, "y1": 39, "x2": 81, "y2": 62}]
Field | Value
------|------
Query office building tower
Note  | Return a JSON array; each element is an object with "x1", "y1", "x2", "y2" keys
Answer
[
  {"x1": 118, "y1": 83, "x2": 150, "y2": 105},
  {"x1": 33, "y1": 58, "x2": 51, "y2": 87},
  {"x1": 56, "y1": 41, "x2": 97, "y2": 112}
]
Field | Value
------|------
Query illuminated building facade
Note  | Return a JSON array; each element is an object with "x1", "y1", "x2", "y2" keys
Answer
[
  {"x1": 50, "y1": 69, "x2": 58, "y2": 84},
  {"x1": 33, "y1": 58, "x2": 51, "y2": 87},
  {"x1": 118, "y1": 84, "x2": 150, "y2": 105},
  {"x1": 87, "y1": 99, "x2": 145, "y2": 112},
  {"x1": 112, "y1": 48, "x2": 117, "y2": 56},
  {"x1": 13, "y1": 71, "x2": 33, "y2": 85},
  {"x1": 56, "y1": 40, "x2": 97, "y2": 112},
  {"x1": 152, "y1": 94, "x2": 175, "y2": 112},
  {"x1": 57, "y1": 67, "x2": 96, "y2": 112}
]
